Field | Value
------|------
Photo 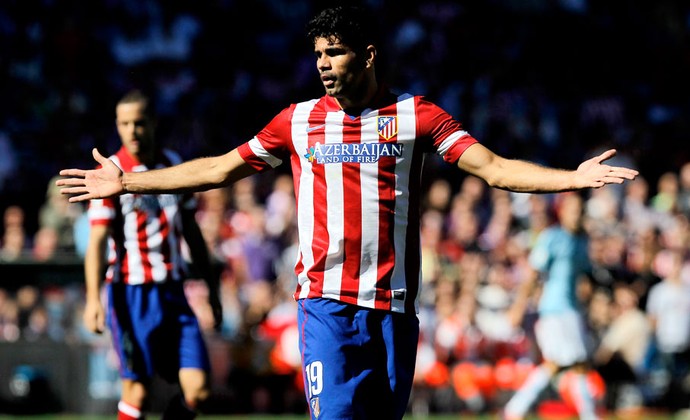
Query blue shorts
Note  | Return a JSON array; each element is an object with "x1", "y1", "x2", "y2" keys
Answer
[
  {"x1": 298, "y1": 298, "x2": 419, "y2": 420},
  {"x1": 107, "y1": 281, "x2": 210, "y2": 383}
]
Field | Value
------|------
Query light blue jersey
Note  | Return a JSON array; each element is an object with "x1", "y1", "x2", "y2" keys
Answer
[{"x1": 529, "y1": 226, "x2": 591, "y2": 315}]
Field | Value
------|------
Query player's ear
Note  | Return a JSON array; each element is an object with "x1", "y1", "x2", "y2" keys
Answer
[{"x1": 365, "y1": 45, "x2": 376, "y2": 68}]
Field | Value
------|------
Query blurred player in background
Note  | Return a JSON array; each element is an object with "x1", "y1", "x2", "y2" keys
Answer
[
  {"x1": 58, "y1": 6, "x2": 637, "y2": 420},
  {"x1": 81, "y1": 89, "x2": 221, "y2": 420},
  {"x1": 504, "y1": 192, "x2": 602, "y2": 420}
]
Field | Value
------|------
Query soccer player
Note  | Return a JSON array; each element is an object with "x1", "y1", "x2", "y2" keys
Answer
[
  {"x1": 81, "y1": 89, "x2": 222, "y2": 420},
  {"x1": 503, "y1": 192, "x2": 601, "y2": 420},
  {"x1": 58, "y1": 6, "x2": 637, "y2": 419}
]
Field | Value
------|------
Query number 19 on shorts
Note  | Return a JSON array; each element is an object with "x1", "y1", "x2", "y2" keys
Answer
[{"x1": 305, "y1": 361, "x2": 323, "y2": 398}]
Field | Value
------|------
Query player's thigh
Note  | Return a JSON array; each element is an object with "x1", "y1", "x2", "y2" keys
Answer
[
  {"x1": 298, "y1": 298, "x2": 418, "y2": 420},
  {"x1": 155, "y1": 283, "x2": 211, "y2": 381},
  {"x1": 535, "y1": 311, "x2": 588, "y2": 366},
  {"x1": 107, "y1": 283, "x2": 161, "y2": 381}
]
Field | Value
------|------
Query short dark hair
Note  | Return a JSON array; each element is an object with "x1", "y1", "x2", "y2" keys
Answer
[
  {"x1": 117, "y1": 89, "x2": 155, "y2": 117},
  {"x1": 306, "y1": 6, "x2": 379, "y2": 55}
]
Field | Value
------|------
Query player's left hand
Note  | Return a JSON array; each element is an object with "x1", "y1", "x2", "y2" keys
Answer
[{"x1": 574, "y1": 149, "x2": 639, "y2": 188}]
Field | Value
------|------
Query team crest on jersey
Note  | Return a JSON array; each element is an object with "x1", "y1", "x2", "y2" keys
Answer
[
  {"x1": 377, "y1": 116, "x2": 398, "y2": 140},
  {"x1": 310, "y1": 397, "x2": 320, "y2": 418}
]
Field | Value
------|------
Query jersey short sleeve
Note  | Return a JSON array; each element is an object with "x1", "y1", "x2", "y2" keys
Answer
[
  {"x1": 415, "y1": 97, "x2": 478, "y2": 164},
  {"x1": 237, "y1": 105, "x2": 296, "y2": 171},
  {"x1": 88, "y1": 198, "x2": 116, "y2": 226}
]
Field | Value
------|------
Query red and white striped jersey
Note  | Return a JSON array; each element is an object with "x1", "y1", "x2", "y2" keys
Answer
[
  {"x1": 88, "y1": 147, "x2": 196, "y2": 285},
  {"x1": 238, "y1": 90, "x2": 478, "y2": 313}
]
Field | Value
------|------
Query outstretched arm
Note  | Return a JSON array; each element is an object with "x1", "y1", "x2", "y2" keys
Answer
[
  {"x1": 457, "y1": 144, "x2": 638, "y2": 193},
  {"x1": 57, "y1": 148, "x2": 257, "y2": 202}
]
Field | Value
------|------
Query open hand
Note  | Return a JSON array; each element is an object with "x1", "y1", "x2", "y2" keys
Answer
[
  {"x1": 575, "y1": 149, "x2": 639, "y2": 188},
  {"x1": 56, "y1": 148, "x2": 125, "y2": 202}
]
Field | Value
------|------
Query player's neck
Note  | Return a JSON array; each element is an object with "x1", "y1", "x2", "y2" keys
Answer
[{"x1": 335, "y1": 78, "x2": 379, "y2": 114}]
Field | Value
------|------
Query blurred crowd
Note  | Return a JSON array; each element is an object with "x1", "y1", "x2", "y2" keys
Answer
[
  {"x1": 1, "y1": 0, "x2": 690, "y2": 416},
  {"x1": 1, "y1": 0, "x2": 689, "y2": 230},
  {"x1": 2, "y1": 161, "x2": 690, "y2": 416}
]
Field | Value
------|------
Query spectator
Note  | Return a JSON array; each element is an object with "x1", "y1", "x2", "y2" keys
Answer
[
  {"x1": 593, "y1": 283, "x2": 651, "y2": 416},
  {"x1": 586, "y1": 287, "x2": 613, "y2": 346},
  {"x1": 621, "y1": 176, "x2": 656, "y2": 238},
  {"x1": 677, "y1": 162, "x2": 690, "y2": 218},
  {"x1": 32, "y1": 226, "x2": 59, "y2": 262},
  {"x1": 264, "y1": 173, "x2": 296, "y2": 241},
  {"x1": 38, "y1": 175, "x2": 84, "y2": 255},
  {"x1": 0, "y1": 289, "x2": 20, "y2": 342},
  {"x1": 644, "y1": 248, "x2": 690, "y2": 413},
  {"x1": 22, "y1": 304, "x2": 51, "y2": 342},
  {"x1": 650, "y1": 171, "x2": 679, "y2": 214},
  {"x1": 423, "y1": 178, "x2": 452, "y2": 214},
  {"x1": 195, "y1": 187, "x2": 233, "y2": 261},
  {"x1": 0, "y1": 205, "x2": 30, "y2": 261}
]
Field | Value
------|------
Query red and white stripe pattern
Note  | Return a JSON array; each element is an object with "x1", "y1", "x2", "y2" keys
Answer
[
  {"x1": 239, "y1": 91, "x2": 477, "y2": 313},
  {"x1": 88, "y1": 147, "x2": 194, "y2": 285}
]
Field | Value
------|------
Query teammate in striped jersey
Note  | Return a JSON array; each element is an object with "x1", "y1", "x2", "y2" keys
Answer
[
  {"x1": 58, "y1": 6, "x2": 638, "y2": 419},
  {"x1": 82, "y1": 90, "x2": 221, "y2": 420}
]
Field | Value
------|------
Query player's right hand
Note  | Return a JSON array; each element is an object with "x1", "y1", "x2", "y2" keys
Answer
[
  {"x1": 83, "y1": 299, "x2": 106, "y2": 334},
  {"x1": 56, "y1": 148, "x2": 124, "y2": 202}
]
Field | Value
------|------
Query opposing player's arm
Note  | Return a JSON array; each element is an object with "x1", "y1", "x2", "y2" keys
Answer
[
  {"x1": 505, "y1": 267, "x2": 540, "y2": 328},
  {"x1": 457, "y1": 144, "x2": 638, "y2": 192},
  {"x1": 58, "y1": 148, "x2": 257, "y2": 202}
]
